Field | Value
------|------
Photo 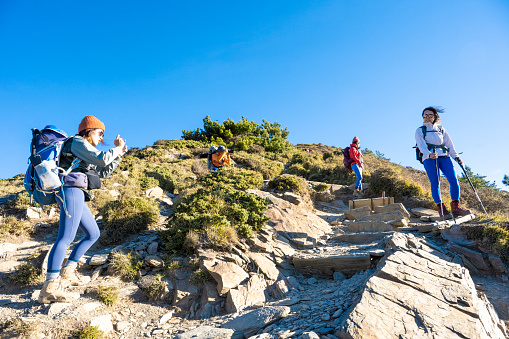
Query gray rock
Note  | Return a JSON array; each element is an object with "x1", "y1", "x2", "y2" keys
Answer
[
  {"x1": 226, "y1": 274, "x2": 267, "y2": 313},
  {"x1": 144, "y1": 255, "x2": 163, "y2": 267},
  {"x1": 293, "y1": 253, "x2": 371, "y2": 276},
  {"x1": 448, "y1": 244, "x2": 491, "y2": 272},
  {"x1": 221, "y1": 306, "x2": 290, "y2": 338},
  {"x1": 25, "y1": 207, "x2": 42, "y2": 219},
  {"x1": 146, "y1": 242, "x2": 158, "y2": 255},
  {"x1": 248, "y1": 253, "x2": 279, "y2": 281},
  {"x1": 302, "y1": 332, "x2": 320, "y2": 339},
  {"x1": 332, "y1": 232, "x2": 391, "y2": 244},
  {"x1": 389, "y1": 218, "x2": 408, "y2": 227},
  {"x1": 333, "y1": 271, "x2": 347, "y2": 282},
  {"x1": 203, "y1": 259, "x2": 249, "y2": 296},
  {"x1": 47, "y1": 302, "x2": 72, "y2": 316},
  {"x1": 90, "y1": 314, "x2": 114, "y2": 334},
  {"x1": 282, "y1": 192, "x2": 303, "y2": 205},
  {"x1": 440, "y1": 225, "x2": 476, "y2": 246},
  {"x1": 337, "y1": 237, "x2": 507, "y2": 339},
  {"x1": 374, "y1": 203, "x2": 411, "y2": 219},
  {"x1": 89, "y1": 253, "x2": 108, "y2": 266},
  {"x1": 344, "y1": 206, "x2": 371, "y2": 220},
  {"x1": 345, "y1": 220, "x2": 393, "y2": 233},
  {"x1": 173, "y1": 326, "x2": 235, "y2": 339},
  {"x1": 358, "y1": 210, "x2": 406, "y2": 223},
  {"x1": 159, "y1": 310, "x2": 174, "y2": 324},
  {"x1": 115, "y1": 321, "x2": 130, "y2": 332},
  {"x1": 488, "y1": 254, "x2": 508, "y2": 274},
  {"x1": 145, "y1": 186, "x2": 164, "y2": 199}
]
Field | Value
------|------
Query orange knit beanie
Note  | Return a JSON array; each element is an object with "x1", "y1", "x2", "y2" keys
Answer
[{"x1": 78, "y1": 115, "x2": 105, "y2": 133}]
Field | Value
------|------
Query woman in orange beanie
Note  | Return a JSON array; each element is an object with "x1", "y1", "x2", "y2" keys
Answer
[{"x1": 39, "y1": 115, "x2": 127, "y2": 304}]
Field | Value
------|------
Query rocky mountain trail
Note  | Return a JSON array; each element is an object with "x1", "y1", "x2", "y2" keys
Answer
[{"x1": 1, "y1": 180, "x2": 508, "y2": 338}]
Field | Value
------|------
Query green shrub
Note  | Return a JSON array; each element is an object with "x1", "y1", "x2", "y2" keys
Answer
[
  {"x1": 0, "y1": 216, "x2": 33, "y2": 237},
  {"x1": 232, "y1": 152, "x2": 284, "y2": 180},
  {"x1": 182, "y1": 116, "x2": 290, "y2": 153},
  {"x1": 8, "y1": 191, "x2": 31, "y2": 211},
  {"x1": 138, "y1": 176, "x2": 159, "y2": 191},
  {"x1": 313, "y1": 183, "x2": 330, "y2": 192},
  {"x1": 141, "y1": 275, "x2": 168, "y2": 301},
  {"x1": 160, "y1": 184, "x2": 269, "y2": 252},
  {"x1": 0, "y1": 319, "x2": 39, "y2": 338},
  {"x1": 153, "y1": 139, "x2": 207, "y2": 150},
  {"x1": 197, "y1": 167, "x2": 264, "y2": 190},
  {"x1": 74, "y1": 326, "x2": 104, "y2": 339},
  {"x1": 109, "y1": 251, "x2": 142, "y2": 281},
  {"x1": 369, "y1": 167, "x2": 428, "y2": 198},
  {"x1": 96, "y1": 285, "x2": 118, "y2": 307},
  {"x1": 268, "y1": 175, "x2": 301, "y2": 192},
  {"x1": 100, "y1": 196, "x2": 159, "y2": 244},
  {"x1": 189, "y1": 268, "x2": 213, "y2": 285},
  {"x1": 11, "y1": 263, "x2": 43, "y2": 286}
]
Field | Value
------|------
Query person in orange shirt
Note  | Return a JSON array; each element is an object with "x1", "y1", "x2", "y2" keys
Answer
[{"x1": 211, "y1": 145, "x2": 231, "y2": 171}]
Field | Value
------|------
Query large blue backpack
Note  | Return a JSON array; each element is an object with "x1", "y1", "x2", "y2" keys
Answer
[{"x1": 23, "y1": 126, "x2": 80, "y2": 208}]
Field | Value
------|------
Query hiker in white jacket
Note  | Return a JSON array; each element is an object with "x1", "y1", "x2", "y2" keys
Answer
[{"x1": 415, "y1": 106, "x2": 471, "y2": 219}]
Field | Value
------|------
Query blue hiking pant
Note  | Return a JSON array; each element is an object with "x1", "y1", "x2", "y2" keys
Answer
[
  {"x1": 423, "y1": 156, "x2": 460, "y2": 203},
  {"x1": 47, "y1": 187, "x2": 100, "y2": 274},
  {"x1": 351, "y1": 163, "x2": 363, "y2": 188}
]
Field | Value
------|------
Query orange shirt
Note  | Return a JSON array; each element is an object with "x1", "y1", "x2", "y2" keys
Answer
[{"x1": 211, "y1": 151, "x2": 231, "y2": 168}]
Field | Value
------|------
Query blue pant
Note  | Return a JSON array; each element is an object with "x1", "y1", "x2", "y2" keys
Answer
[
  {"x1": 352, "y1": 163, "x2": 363, "y2": 188},
  {"x1": 47, "y1": 187, "x2": 100, "y2": 274},
  {"x1": 423, "y1": 157, "x2": 460, "y2": 203}
]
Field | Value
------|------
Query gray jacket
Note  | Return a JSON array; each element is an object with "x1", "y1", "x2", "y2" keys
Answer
[{"x1": 60, "y1": 135, "x2": 123, "y2": 178}]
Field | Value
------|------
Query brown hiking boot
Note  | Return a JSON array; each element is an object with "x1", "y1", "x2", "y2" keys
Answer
[
  {"x1": 61, "y1": 266, "x2": 84, "y2": 286},
  {"x1": 451, "y1": 200, "x2": 471, "y2": 217},
  {"x1": 38, "y1": 278, "x2": 73, "y2": 304},
  {"x1": 436, "y1": 203, "x2": 453, "y2": 220}
]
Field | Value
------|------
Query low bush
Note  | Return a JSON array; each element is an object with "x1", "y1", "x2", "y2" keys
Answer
[
  {"x1": 197, "y1": 167, "x2": 264, "y2": 190},
  {"x1": 369, "y1": 166, "x2": 429, "y2": 199},
  {"x1": 268, "y1": 175, "x2": 301, "y2": 192},
  {"x1": 96, "y1": 285, "x2": 119, "y2": 307},
  {"x1": 141, "y1": 275, "x2": 168, "y2": 301},
  {"x1": 189, "y1": 268, "x2": 213, "y2": 285},
  {"x1": 0, "y1": 318, "x2": 39, "y2": 338},
  {"x1": 313, "y1": 183, "x2": 330, "y2": 192},
  {"x1": 160, "y1": 183, "x2": 269, "y2": 253},
  {"x1": 232, "y1": 152, "x2": 284, "y2": 180},
  {"x1": 11, "y1": 262, "x2": 43, "y2": 286},
  {"x1": 0, "y1": 216, "x2": 33, "y2": 237},
  {"x1": 74, "y1": 325, "x2": 104, "y2": 339},
  {"x1": 109, "y1": 251, "x2": 142, "y2": 281},
  {"x1": 100, "y1": 196, "x2": 159, "y2": 244},
  {"x1": 8, "y1": 191, "x2": 31, "y2": 212}
]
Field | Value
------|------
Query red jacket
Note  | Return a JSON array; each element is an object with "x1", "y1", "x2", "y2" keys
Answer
[{"x1": 349, "y1": 143, "x2": 363, "y2": 168}]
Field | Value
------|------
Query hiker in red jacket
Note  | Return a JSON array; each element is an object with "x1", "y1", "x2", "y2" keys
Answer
[{"x1": 349, "y1": 136, "x2": 363, "y2": 192}]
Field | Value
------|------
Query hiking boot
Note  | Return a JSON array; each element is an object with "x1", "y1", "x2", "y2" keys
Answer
[
  {"x1": 38, "y1": 278, "x2": 72, "y2": 304},
  {"x1": 436, "y1": 203, "x2": 453, "y2": 220},
  {"x1": 451, "y1": 200, "x2": 471, "y2": 217},
  {"x1": 61, "y1": 266, "x2": 84, "y2": 286}
]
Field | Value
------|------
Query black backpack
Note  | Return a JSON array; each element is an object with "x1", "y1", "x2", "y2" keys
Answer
[
  {"x1": 414, "y1": 125, "x2": 444, "y2": 163},
  {"x1": 342, "y1": 147, "x2": 355, "y2": 173}
]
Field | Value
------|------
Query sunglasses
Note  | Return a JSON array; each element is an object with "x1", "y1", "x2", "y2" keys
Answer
[
  {"x1": 96, "y1": 130, "x2": 104, "y2": 137},
  {"x1": 423, "y1": 114, "x2": 434, "y2": 117}
]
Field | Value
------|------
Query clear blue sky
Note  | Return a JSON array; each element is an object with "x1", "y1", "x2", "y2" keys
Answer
[{"x1": 1, "y1": 1, "x2": 508, "y2": 189}]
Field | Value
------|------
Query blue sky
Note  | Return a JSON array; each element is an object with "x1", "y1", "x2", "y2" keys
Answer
[{"x1": 1, "y1": 1, "x2": 508, "y2": 189}]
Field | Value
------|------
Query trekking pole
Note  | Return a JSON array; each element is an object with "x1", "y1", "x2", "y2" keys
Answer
[
  {"x1": 433, "y1": 147, "x2": 444, "y2": 221},
  {"x1": 458, "y1": 163, "x2": 489, "y2": 217}
]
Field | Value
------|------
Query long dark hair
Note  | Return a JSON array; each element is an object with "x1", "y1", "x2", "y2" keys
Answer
[
  {"x1": 422, "y1": 106, "x2": 444, "y2": 124},
  {"x1": 79, "y1": 129, "x2": 105, "y2": 145}
]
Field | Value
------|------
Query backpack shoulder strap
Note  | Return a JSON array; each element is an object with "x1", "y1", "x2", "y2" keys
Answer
[{"x1": 420, "y1": 126, "x2": 427, "y2": 139}]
